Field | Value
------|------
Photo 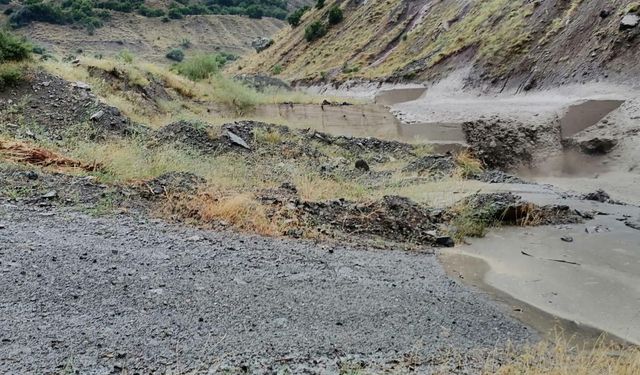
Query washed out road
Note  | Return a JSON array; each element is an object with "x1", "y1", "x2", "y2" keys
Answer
[{"x1": 0, "y1": 202, "x2": 532, "y2": 374}]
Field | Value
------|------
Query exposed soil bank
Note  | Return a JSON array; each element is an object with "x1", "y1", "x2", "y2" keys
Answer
[
  {"x1": 442, "y1": 188, "x2": 640, "y2": 345},
  {"x1": 0, "y1": 202, "x2": 534, "y2": 374}
]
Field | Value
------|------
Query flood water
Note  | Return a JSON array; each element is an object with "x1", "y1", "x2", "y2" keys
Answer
[{"x1": 251, "y1": 103, "x2": 467, "y2": 151}]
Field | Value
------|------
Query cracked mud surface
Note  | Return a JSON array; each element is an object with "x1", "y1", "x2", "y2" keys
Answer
[{"x1": 0, "y1": 202, "x2": 533, "y2": 374}]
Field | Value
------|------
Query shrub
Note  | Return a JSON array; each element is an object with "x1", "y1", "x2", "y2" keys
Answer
[
  {"x1": 328, "y1": 5, "x2": 343, "y2": 25},
  {"x1": 0, "y1": 63, "x2": 25, "y2": 88},
  {"x1": 166, "y1": 48, "x2": 184, "y2": 62},
  {"x1": 287, "y1": 6, "x2": 309, "y2": 27},
  {"x1": 305, "y1": 21, "x2": 327, "y2": 42},
  {"x1": 137, "y1": 5, "x2": 165, "y2": 17},
  {"x1": 0, "y1": 30, "x2": 31, "y2": 63},
  {"x1": 174, "y1": 53, "x2": 230, "y2": 81},
  {"x1": 271, "y1": 64, "x2": 282, "y2": 75},
  {"x1": 117, "y1": 50, "x2": 134, "y2": 64},
  {"x1": 316, "y1": 0, "x2": 325, "y2": 9},
  {"x1": 245, "y1": 4, "x2": 263, "y2": 19},
  {"x1": 167, "y1": 8, "x2": 183, "y2": 19}
]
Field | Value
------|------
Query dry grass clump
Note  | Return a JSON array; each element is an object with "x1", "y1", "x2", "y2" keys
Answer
[
  {"x1": 164, "y1": 192, "x2": 280, "y2": 236},
  {"x1": 0, "y1": 138, "x2": 101, "y2": 172},
  {"x1": 454, "y1": 150, "x2": 483, "y2": 178},
  {"x1": 487, "y1": 337, "x2": 640, "y2": 375}
]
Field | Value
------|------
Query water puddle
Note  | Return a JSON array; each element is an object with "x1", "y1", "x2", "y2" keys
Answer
[
  {"x1": 441, "y1": 199, "x2": 640, "y2": 345},
  {"x1": 560, "y1": 99, "x2": 624, "y2": 138},
  {"x1": 249, "y1": 103, "x2": 466, "y2": 151},
  {"x1": 439, "y1": 253, "x2": 621, "y2": 346},
  {"x1": 374, "y1": 87, "x2": 426, "y2": 106}
]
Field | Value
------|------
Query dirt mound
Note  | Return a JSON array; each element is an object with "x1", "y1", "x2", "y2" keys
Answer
[
  {"x1": 87, "y1": 65, "x2": 171, "y2": 110},
  {"x1": 461, "y1": 193, "x2": 584, "y2": 227},
  {"x1": 462, "y1": 118, "x2": 561, "y2": 170},
  {"x1": 0, "y1": 70, "x2": 142, "y2": 141},
  {"x1": 298, "y1": 195, "x2": 447, "y2": 246},
  {"x1": 403, "y1": 154, "x2": 456, "y2": 177}
]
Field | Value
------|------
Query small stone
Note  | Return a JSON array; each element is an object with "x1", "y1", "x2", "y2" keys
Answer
[
  {"x1": 561, "y1": 236, "x2": 574, "y2": 243},
  {"x1": 90, "y1": 110, "x2": 104, "y2": 121},
  {"x1": 0, "y1": 224, "x2": 5, "y2": 229},
  {"x1": 435, "y1": 236, "x2": 455, "y2": 248},
  {"x1": 41, "y1": 191, "x2": 57, "y2": 199},
  {"x1": 25, "y1": 171, "x2": 38, "y2": 180},
  {"x1": 225, "y1": 130, "x2": 250, "y2": 150},
  {"x1": 186, "y1": 235, "x2": 203, "y2": 242}
]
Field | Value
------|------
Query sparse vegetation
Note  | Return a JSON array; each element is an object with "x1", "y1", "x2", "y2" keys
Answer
[
  {"x1": 327, "y1": 5, "x2": 343, "y2": 25},
  {"x1": 173, "y1": 53, "x2": 231, "y2": 81},
  {"x1": 166, "y1": 48, "x2": 185, "y2": 62},
  {"x1": 304, "y1": 21, "x2": 327, "y2": 42},
  {"x1": 0, "y1": 30, "x2": 31, "y2": 89},
  {"x1": 287, "y1": 6, "x2": 309, "y2": 27},
  {"x1": 0, "y1": 30, "x2": 32, "y2": 63}
]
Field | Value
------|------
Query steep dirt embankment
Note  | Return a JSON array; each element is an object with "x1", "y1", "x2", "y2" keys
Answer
[
  {"x1": 237, "y1": 0, "x2": 640, "y2": 90},
  {"x1": 12, "y1": 13, "x2": 285, "y2": 62}
]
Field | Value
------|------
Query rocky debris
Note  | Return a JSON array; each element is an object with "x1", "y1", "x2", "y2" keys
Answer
[
  {"x1": 462, "y1": 118, "x2": 561, "y2": 170},
  {"x1": 460, "y1": 193, "x2": 583, "y2": 227},
  {"x1": 306, "y1": 129, "x2": 416, "y2": 158},
  {"x1": 140, "y1": 172, "x2": 206, "y2": 199},
  {"x1": 577, "y1": 137, "x2": 618, "y2": 155},
  {"x1": 299, "y1": 195, "x2": 444, "y2": 246},
  {"x1": 403, "y1": 154, "x2": 456, "y2": 177},
  {"x1": 0, "y1": 165, "x2": 139, "y2": 210},
  {"x1": 620, "y1": 14, "x2": 639, "y2": 30},
  {"x1": 582, "y1": 189, "x2": 610, "y2": 203},
  {"x1": 233, "y1": 74, "x2": 291, "y2": 92},
  {"x1": 86, "y1": 65, "x2": 171, "y2": 107},
  {"x1": 251, "y1": 37, "x2": 274, "y2": 53},
  {"x1": 153, "y1": 121, "x2": 226, "y2": 154},
  {"x1": 403, "y1": 154, "x2": 528, "y2": 183},
  {"x1": 624, "y1": 217, "x2": 640, "y2": 231},
  {"x1": 471, "y1": 170, "x2": 528, "y2": 184},
  {"x1": 0, "y1": 71, "x2": 140, "y2": 141}
]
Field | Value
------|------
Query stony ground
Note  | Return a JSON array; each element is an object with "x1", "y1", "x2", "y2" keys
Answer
[{"x1": 0, "y1": 201, "x2": 534, "y2": 374}]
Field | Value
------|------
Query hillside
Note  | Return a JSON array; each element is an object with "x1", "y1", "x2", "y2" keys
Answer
[
  {"x1": 236, "y1": 0, "x2": 640, "y2": 90},
  {"x1": 10, "y1": 13, "x2": 285, "y2": 62}
]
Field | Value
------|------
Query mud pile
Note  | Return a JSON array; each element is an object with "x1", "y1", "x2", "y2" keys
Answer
[{"x1": 462, "y1": 117, "x2": 561, "y2": 170}]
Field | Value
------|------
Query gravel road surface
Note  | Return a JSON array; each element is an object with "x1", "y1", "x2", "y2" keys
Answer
[{"x1": 0, "y1": 203, "x2": 533, "y2": 374}]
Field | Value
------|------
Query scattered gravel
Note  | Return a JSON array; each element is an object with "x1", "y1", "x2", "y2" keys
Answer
[{"x1": 0, "y1": 202, "x2": 534, "y2": 374}]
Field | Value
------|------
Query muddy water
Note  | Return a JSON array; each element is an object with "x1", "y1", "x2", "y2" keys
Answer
[
  {"x1": 251, "y1": 103, "x2": 467, "y2": 151},
  {"x1": 374, "y1": 87, "x2": 426, "y2": 106},
  {"x1": 560, "y1": 100, "x2": 624, "y2": 137},
  {"x1": 442, "y1": 188, "x2": 640, "y2": 345}
]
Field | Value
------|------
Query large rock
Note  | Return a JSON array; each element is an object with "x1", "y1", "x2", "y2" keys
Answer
[
  {"x1": 620, "y1": 14, "x2": 640, "y2": 30},
  {"x1": 251, "y1": 37, "x2": 274, "y2": 53},
  {"x1": 578, "y1": 137, "x2": 618, "y2": 155}
]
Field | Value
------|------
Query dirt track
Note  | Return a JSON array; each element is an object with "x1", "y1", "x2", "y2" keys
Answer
[{"x1": 0, "y1": 202, "x2": 533, "y2": 374}]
